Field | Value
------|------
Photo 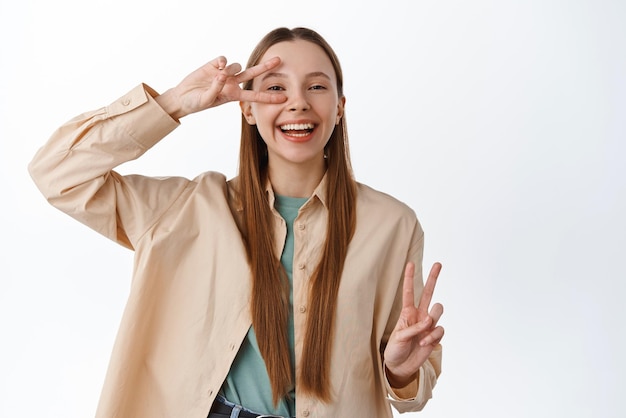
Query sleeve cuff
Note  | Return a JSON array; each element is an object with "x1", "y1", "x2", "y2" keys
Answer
[
  {"x1": 384, "y1": 344, "x2": 442, "y2": 413},
  {"x1": 383, "y1": 363, "x2": 419, "y2": 401},
  {"x1": 105, "y1": 83, "x2": 180, "y2": 150}
]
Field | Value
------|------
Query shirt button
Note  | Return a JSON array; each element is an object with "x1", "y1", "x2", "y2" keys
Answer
[
  {"x1": 121, "y1": 98, "x2": 131, "y2": 106},
  {"x1": 299, "y1": 305, "x2": 307, "y2": 313},
  {"x1": 229, "y1": 343, "x2": 236, "y2": 351},
  {"x1": 302, "y1": 410, "x2": 310, "y2": 417},
  {"x1": 297, "y1": 263, "x2": 305, "y2": 270},
  {"x1": 297, "y1": 223, "x2": 305, "y2": 230}
]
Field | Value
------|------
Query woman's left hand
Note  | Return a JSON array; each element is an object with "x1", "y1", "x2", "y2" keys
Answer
[{"x1": 383, "y1": 261, "x2": 444, "y2": 388}]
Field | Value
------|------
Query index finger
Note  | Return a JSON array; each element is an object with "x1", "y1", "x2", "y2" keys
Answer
[
  {"x1": 238, "y1": 89, "x2": 287, "y2": 105},
  {"x1": 417, "y1": 262, "x2": 442, "y2": 316},
  {"x1": 235, "y1": 56, "x2": 282, "y2": 85}
]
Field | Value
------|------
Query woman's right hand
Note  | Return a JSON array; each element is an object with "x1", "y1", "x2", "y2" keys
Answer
[{"x1": 155, "y1": 56, "x2": 286, "y2": 120}]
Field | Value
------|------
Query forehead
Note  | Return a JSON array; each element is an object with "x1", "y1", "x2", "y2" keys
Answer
[{"x1": 260, "y1": 39, "x2": 335, "y2": 74}]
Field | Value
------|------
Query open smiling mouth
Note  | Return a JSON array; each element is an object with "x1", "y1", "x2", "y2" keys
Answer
[{"x1": 279, "y1": 123, "x2": 315, "y2": 138}]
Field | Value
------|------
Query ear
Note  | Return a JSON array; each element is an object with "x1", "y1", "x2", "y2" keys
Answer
[
  {"x1": 240, "y1": 101, "x2": 256, "y2": 125},
  {"x1": 336, "y1": 96, "x2": 346, "y2": 125}
]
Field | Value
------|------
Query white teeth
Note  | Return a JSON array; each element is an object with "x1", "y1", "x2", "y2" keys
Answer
[{"x1": 280, "y1": 123, "x2": 314, "y2": 131}]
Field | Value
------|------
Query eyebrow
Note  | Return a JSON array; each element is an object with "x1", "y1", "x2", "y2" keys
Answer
[{"x1": 261, "y1": 71, "x2": 332, "y2": 81}]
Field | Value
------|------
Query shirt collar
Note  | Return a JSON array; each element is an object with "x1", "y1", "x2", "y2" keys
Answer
[{"x1": 264, "y1": 172, "x2": 329, "y2": 210}]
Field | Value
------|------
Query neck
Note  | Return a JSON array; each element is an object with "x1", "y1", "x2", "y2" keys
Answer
[{"x1": 268, "y1": 157, "x2": 326, "y2": 198}]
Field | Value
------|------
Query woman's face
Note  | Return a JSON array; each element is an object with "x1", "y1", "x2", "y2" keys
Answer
[{"x1": 242, "y1": 39, "x2": 345, "y2": 170}]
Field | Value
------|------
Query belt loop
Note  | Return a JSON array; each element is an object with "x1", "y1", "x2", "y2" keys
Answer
[{"x1": 229, "y1": 405, "x2": 242, "y2": 418}]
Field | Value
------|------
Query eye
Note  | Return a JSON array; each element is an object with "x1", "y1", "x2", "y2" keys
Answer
[
  {"x1": 267, "y1": 85, "x2": 284, "y2": 91},
  {"x1": 310, "y1": 84, "x2": 327, "y2": 91}
]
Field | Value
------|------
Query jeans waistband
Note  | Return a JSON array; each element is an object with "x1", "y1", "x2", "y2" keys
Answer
[{"x1": 209, "y1": 395, "x2": 294, "y2": 418}]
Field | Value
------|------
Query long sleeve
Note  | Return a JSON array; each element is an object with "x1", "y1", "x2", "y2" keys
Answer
[
  {"x1": 28, "y1": 84, "x2": 182, "y2": 248},
  {"x1": 382, "y1": 220, "x2": 442, "y2": 413}
]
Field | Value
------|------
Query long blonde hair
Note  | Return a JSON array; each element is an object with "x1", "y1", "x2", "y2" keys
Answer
[{"x1": 237, "y1": 27, "x2": 356, "y2": 404}]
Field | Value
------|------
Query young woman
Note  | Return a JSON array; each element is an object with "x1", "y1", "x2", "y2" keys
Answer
[{"x1": 29, "y1": 27, "x2": 444, "y2": 418}]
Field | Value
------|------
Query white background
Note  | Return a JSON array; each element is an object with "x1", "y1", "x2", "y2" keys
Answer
[{"x1": 1, "y1": 0, "x2": 625, "y2": 417}]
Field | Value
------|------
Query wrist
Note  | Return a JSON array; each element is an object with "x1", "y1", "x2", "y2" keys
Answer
[
  {"x1": 154, "y1": 89, "x2": 185, "y2": 120},
  {"x1": 385, "y1": 364, "x2": 418, "y2": 389}
]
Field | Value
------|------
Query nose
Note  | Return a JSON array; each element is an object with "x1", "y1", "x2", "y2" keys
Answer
[{"x1": 286, "y1": 89, "x2": 310, "y2": 112}]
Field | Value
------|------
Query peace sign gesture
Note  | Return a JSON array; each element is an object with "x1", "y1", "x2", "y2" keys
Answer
[
  {"x1": 155, "y1": 56, "x2": 287, "y2": 120},
  {"x1": 384, "y1": 262, "x2": 445, "y2": 388}
]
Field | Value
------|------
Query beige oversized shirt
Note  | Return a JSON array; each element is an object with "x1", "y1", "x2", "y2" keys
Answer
[{"x1": 28, "y1": 84, "x2": 441, "y2": 418}]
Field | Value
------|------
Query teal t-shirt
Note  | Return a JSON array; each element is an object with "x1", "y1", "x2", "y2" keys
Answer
[{"x1": 220, "y1": 194, "x2": 307, "y2": 416}]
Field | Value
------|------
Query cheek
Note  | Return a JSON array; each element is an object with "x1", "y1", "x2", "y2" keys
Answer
[
  {"x1": 253, "y1": 111, "x2": 278, "y2": 142},
  {"x1": 324, "y1": 108, "x2": 340, "y2": 126},
  {"x1": 251, "y1": 106, "x2": 275, "y2": 125},
  {"x1": 318, "y1": 97, "x2": 341, "y2": 119}
]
